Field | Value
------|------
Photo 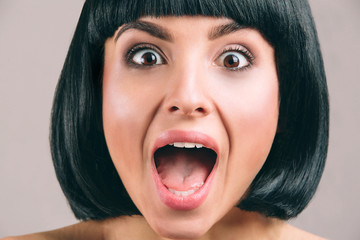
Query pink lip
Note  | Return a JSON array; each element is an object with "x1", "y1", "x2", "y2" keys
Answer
[{"x1": 151, "y1": 130, "x2": 219, "y2": 211}]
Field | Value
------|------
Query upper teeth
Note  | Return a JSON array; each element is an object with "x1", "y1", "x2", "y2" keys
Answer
[{"x1": 170, "y1": 142, "x2": 204, "y2": 148}]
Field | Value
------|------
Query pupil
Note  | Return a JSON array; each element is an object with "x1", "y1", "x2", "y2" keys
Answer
[
  {"x1": 224, "y1": 55, "x2": 239, "y2": 68},
  {"x1": 142, "y1": 52, "x2": 156, "y2": 65}
]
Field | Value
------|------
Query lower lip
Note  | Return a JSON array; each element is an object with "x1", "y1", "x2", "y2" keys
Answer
[{"x1": 152, "y1": 159, "x2": 217, "y2": 211}]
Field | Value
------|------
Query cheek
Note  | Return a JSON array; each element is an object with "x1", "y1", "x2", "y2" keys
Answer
[
  {"x1": 240, "y1": 82, "x2": 278, "y2": 147},
  {"x1": 102, "y1": 63, "x2": 168, "y2": 198},
  {"x1": 102, "y1": 65, "x2": 147, "y2": 177},
  {"x1": 217, "y1": 72, "x2": 279, "y2": 176},
  {"x1": 214, "y1": 70, "x2": 279, "y2": 137},
  {"x1": 222, "y1": 77, "x2": 279, "y2": 205},
  {"x1": 237, "y1": 84, "x2": 279, "y2": 141},
  {"x1": 102, "y1": 83, "x2": 139, "y2": 177}
]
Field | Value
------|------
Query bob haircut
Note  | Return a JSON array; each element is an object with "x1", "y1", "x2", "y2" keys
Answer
[{"x1": 51, "y1": 0, "x2": 329, "y2": 221}]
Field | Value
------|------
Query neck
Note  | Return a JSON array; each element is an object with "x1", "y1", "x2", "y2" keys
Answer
[{"x1": 100, "y1": 208, "x2": 285, "y2": 240}]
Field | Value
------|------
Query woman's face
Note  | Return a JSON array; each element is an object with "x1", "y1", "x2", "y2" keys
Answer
[{"x1": 103, "y1": 16, "x2": 279, "y2": 238}]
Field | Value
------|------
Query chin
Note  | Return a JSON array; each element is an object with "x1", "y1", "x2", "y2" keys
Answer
[
  {"x1": 149, "y1": 214, "x2": 212, "y2": 239},
  {"x1": 154, "y1": 226, "x2": 208, "y2": 240}
]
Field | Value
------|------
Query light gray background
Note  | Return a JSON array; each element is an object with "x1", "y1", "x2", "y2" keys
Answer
[{"x1": 0, "y1": 0, "x2": 359, "y2": 239}]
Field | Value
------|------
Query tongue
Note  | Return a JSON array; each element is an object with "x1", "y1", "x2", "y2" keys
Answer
[{"x1": 155, "y1": 147, "x2": 215, "y2": 191}]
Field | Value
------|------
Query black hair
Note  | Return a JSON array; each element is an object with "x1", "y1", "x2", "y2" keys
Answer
[{"x1": 51, "y1": 0, "x2": 329, "y2": 221}]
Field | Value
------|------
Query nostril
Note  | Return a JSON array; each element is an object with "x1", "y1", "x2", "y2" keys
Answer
[
  {"x1": 167, "y1": 105, "x2": 209, "y2": 115},
  {"x1": 170, "y1": 106, "x2": 179, "y2": 112},
  {"x1": 196, "y1": 107, "x2": 205, "y2": 113}
]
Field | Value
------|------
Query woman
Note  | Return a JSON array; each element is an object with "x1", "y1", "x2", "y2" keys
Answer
[{"x1": 4, "y1": 0, "x2": 329, "y2": 239}]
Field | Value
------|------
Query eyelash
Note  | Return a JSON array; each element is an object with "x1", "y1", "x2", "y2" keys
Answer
[
  {"x1": 217, "y1": 46, "x2": 255, "y2": 72},
  {"x1": 125, "y1": 43, "x2": 166, "y2": 68},
  {"x1": 125, "y1": 43, "x2": 255, "y2": 71}
]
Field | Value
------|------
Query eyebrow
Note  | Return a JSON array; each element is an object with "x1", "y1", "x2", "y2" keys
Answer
[
  {"x1": 114, "y1": 21, "x2": 173, "y2": 42},
  {"x1": 208, "y1": 22, "x2": 247, "y2": 40},
  {"x1": 114, "y1": 20, "x2": 247, "y2": 42}
]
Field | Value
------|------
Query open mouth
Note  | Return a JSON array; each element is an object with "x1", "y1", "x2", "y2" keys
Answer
[
  {"x1": 154, "y1": 143, "x2": 217, "y2": 197},
  {"x1": 151, "y1": 131, "x2": 219, "y2": 210}
]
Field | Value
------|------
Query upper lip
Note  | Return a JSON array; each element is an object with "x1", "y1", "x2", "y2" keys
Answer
[{"x1": 152, "y1": 130, "x2": 219, "y2": 157}]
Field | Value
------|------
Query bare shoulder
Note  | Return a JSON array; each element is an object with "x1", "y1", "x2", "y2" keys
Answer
[
  {"x1": 1, "y1": 216, "x2": 152, "y2": 240},
  {"x1": 280, "y1": 223, "x2": 328, "y2": 240},
  {"x1": 1, "y1": 221, "x2": 105, "y2": 240},
  {"x1": 1, "y1": 231, "x2": 54, "y2": 240},
  {"x1": 0, "y1": 234, "x2": 49, "y2": 240}
]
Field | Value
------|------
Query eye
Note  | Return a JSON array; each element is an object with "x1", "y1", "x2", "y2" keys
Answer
[
  {"x1": 127, "y1": 45, "x2": 166, "y2": 67},
  {"x1": 216, "y1": 47, "x2": 253, "y2": 71}
]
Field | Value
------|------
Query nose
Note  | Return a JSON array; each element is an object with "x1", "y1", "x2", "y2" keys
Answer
[{"x1": 163, "y1": 65, "x2": 213, "y2": 118}]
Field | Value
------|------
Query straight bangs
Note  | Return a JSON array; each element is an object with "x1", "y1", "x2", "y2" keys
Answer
[{"x1": 85, "y1": 0, "x2": 291, "y2": 47}]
